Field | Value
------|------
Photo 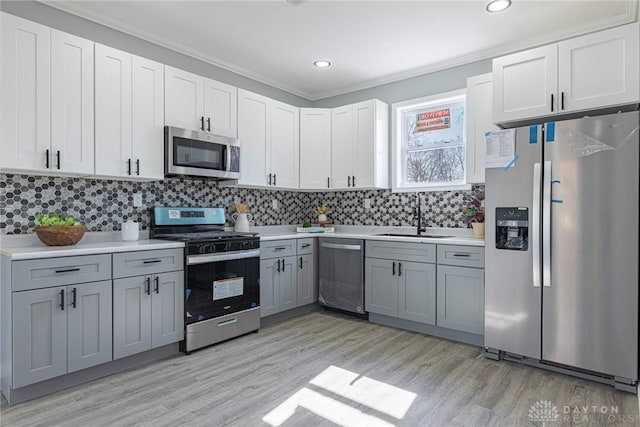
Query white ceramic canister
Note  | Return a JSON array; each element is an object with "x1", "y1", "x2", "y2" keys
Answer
[
  {"x1": 121, "y1": 220, "x2": 140, "y2": 241},
  {"x1": 231, "y1": 213, "x2": 252, "y2": 232}
]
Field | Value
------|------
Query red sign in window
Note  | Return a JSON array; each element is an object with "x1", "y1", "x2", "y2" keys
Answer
[{"x1": 414, "y1": 108, "x2": 451, "y2": 133}]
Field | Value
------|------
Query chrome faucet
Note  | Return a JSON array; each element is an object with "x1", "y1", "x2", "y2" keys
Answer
[{"x1": 414, "y1": 192, "x2": 426, "y2": 235}]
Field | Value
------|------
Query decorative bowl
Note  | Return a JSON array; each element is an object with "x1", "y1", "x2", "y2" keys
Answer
[{"x1": 34, "y1": 225, "x2": 87, "y2": 246}]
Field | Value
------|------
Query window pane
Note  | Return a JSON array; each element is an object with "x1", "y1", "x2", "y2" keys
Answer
[
  {"x1": 406, "y1": 103, "x2": 465, "y2": 149},
  {"x1": 405, "y1": 146, "x2": 465, "y2": 185}
]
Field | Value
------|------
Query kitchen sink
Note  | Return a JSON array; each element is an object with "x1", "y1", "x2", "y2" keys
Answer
[{"x1": 376, "y1": 233, "x2": 454, "y2": 239}]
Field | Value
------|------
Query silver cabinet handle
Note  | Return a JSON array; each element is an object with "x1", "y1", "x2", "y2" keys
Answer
[
  {"x1": 320, "y1": 243, "x2": 361, "y2": 251},
  {"x1": 542, "y1": 161, "x2": 552, "y2": 288},
  {"x1": 532, "y1": 162, "x2": 542, "y2": 288}
]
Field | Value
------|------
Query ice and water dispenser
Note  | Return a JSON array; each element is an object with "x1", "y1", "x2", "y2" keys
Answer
[{"x1": 495, "y1": 207, "x2": 529, "y2": 251}]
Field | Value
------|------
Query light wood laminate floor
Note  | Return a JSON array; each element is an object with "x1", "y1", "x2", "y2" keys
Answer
[{"x1": 1, "y1": 311, "x2": 638, "y2": 426}]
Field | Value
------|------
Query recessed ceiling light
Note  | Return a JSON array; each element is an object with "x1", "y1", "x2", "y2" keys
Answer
[
  {"x1": 486, "y1": 0, "x2": 511, "y2": 13},
  {"x1": 314, "y1": 60, "x2": 331, "y2": 68},
  {"x1": 287, "y1": 0, "x2": 309, "y2": 6}
]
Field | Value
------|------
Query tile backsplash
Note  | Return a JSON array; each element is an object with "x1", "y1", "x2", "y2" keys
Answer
[{"x1": 0, "y1": 174, "x2": 484, "y2": 234}]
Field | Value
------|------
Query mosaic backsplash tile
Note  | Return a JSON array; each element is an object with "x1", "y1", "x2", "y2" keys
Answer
[{"x1": 0, "y1": 173, "x2": 484, "y2": 234}]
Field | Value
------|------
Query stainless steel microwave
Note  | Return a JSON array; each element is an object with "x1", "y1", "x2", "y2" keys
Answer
[{"x1": 165, "y1": 126, "x2": 240, "y2": 180}]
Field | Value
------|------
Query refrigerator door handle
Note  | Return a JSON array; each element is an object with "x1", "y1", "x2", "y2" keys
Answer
[
  {"x1": 532, "y1": 162, "x2": 542, "y2": 288},
  {"x1": 542, "y1": 161, "x2": 552, "y2": 287}
]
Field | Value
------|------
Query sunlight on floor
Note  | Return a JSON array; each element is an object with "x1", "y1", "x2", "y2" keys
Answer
[{"x1": 262, "y1": 365, "x2": 417, "y2": 427}]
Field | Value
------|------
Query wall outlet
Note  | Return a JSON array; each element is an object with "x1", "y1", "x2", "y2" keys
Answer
[
  {"x1": 272, "y1": 199, "x2": 279, "y2": 210},
  {"x1": 133, "y1": 193, "x2": 143, "y2": 207},
  {"x1": 364, "y1": 198, "x2": 371, "y2": 209}
]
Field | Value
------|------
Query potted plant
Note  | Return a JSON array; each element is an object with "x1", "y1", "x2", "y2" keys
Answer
[{"x1": 462, "y1": 192, "x2": 485, "y2": 239}]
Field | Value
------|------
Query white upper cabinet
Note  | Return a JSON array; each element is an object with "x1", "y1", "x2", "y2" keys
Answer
[
  {"x1": 237, "y1": 89, "x2": 299, "y2": 189},
  {"x1": 165, "y1": 65, "x2": 237, "y2": 138},
  {"x1": 492, "y1": 44, "x2": 558, "y2": 125},
  {"x1": 331, "y1": 100, "x2": 388, "y2": 190},
  {"x1": 1, "y1": 12, "x2": 51, "y2": 172},
  {"x1": 238, "y1": 89, "x2": 270, "y2": 186},
  {"x1": 330, "y1": 105, "x2": 353, "y2": 189},
  {"x1": 95, "y1": 44, "x2": 133, "y2": 177},
  {"x1": 299, "y1": 108, "x2": 331, "y2": 190},
  {"x1": 466, "y1": 73, "x2": 499, "y2": 183},
  {"x1": 51, "y1": 30, "x2": 94, "y2": 175},
  {"x1": 95, "y1": 44, "x2": 164, "y2": 179},
  {"x1": 203, "y1": 78, "x2": 238, "y2": 138},
  {"x1": 494, "y1": 23, "x2": 639, "y2": 125},
  {"x1": 132, "y1": 56, "x2": 165, "y2": 180},
  {"x1": 1, "y1": 13, "x2": 93, "y2": 175},
  {"x1": 558, "y1": 23, "x2": 639, "y2": 113}
]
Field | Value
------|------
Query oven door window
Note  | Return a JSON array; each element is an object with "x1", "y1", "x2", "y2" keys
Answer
[
  {"x1": 173, "y1": 136, "x2": 226, "y2": 171},
  {"x1": 186, "y1": 257, "x2": 259, "y2": 323}
]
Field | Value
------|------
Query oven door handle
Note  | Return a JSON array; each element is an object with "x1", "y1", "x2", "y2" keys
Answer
[{"x1": 187, "y1": 250, "x2": 260, "y2": 265}]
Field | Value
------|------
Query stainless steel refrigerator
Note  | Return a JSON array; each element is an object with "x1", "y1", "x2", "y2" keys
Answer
[{"x1": 484, "y1": 111, "x2": 639, "y2": 391}]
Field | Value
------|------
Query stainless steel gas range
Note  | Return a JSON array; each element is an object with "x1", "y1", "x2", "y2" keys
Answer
[{"x1": 151, "y1": 207, "x2": 260, "y2": 353}]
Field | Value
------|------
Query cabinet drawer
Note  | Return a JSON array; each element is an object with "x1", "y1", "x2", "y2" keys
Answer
[
  {"x1": 13, "y1": 254, "x2": 112, "y2": 291},
  {"x1": 261, "y1": 240, "x2": 296, "y2": 259},
  {"x1": 113, "y1": 248, "x2": 184, "y2": 279},
  {"x1": 437, "y1": 245, "x2": 484, "y2": 268},
  {"x1": 365, "y1": 240, "x2": 436, "y2": 263},
  {"x1": 297, "y1": 238, "x2": 314, "y2": 255}
]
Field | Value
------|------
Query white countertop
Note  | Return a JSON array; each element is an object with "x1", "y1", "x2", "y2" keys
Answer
[
  {"x1": 0, "y1": 231, "x2": 184, "y2": 260},
  {"x1": 254, "y1": 225, "x2": 485, "y2": 247}
]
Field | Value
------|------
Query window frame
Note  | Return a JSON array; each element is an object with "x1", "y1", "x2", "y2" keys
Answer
[{"x1": 391, "y1": 89, "x2": 471, "y2": 192}]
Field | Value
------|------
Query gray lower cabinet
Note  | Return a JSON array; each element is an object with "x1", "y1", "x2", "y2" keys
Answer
[
  {"x1": 260, "y1": 238, "x2": 317, "y2": 317},
  {"x1": 365, "y1": 241, "x2": 437, "y2": 324},
  {"x1": 365, "y1": 258, "x2": 397, "y2": 317},
  {"x1": 12, "y1": 280, "x2": 112, "y2": 388},
  {"x1": 259, "y1": 256, "x2": 296, "y2": 317},
  {"x1": 297, "y1": 254, "x2": 315, "y2": 306},
  {"x1": 436, "y1": 245, "x2": 485, "y2": 335},
  {"x1": 398, "y1": 261, "x2": 436, "y2": 324},
  {"x1": 113, "y1": 271, "x2": 183, "y2": 359}
]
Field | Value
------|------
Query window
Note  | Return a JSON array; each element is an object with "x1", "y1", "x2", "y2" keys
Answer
[{"x1": 391, "y1": 89, "x2": 469, "y2": 192}]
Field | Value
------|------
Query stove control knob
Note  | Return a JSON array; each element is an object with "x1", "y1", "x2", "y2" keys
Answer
[{"x1": 198, "y1": 244, "x2": 209, "y2": 254}]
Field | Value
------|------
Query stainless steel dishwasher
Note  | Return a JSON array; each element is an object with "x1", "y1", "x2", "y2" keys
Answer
[{"x1": 318, "y1": 237, "x2": 365, "y2": 315}]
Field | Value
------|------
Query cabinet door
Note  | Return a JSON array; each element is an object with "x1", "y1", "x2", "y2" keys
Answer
[
  {"x1": 151, "y1": 271, "x2": 184, "y2": 348},
  {"x1": 132, "y1": 56, "x2": 165, "y2": 180},
  {"x1": 300, "y1": 108, "x2": 332, "y2": 190},
  {"x1": 279, "y1": 256, "x2": 297, "y2": 312},
  {"x1": 466, "y1": 73, "x2": 498, "y2": 184},
  {"x1": 113, "y1": 276, "x2": 152, "y2": 359},
  {"x1": 259, "y1": 259, "x2": 279, "y2": 317},
  {"x1": 238, "y1": 89, "x2": 270, "y2": 186},
  {"x1": 437, "y1": 265, "x2": 484, "y2": 335},
  {"x1": 492, "y1": 44, "x2": 558, "y2": 124},
  {"x1": 270, "y1": 101, "x2": 299, "y2": 189},
  {"x1": 0, "y1": 12, "x2": 51, "y2": 171},
  {"x1": 297, "y1": 254, "x2": 316, "y2": 306},
  {"x1": 51, "y1": 30, "x2": 94, "y2": 175},
  {"x1": 364, "y1": 258, "x2": 397, "y2": 317},
  {"x1": 203, "y1": 77, "x2": 237, "y2": 138},
  {"x1": 331, "y1": 105, "x2": 353, "y2": 189},
  {"x1": 12, "y1": 287, "x2": 67, "y2": 387},
  {"x1": 398, "y1": 261, "x2": 436, "y2": 325},
  {"x1": 67, "y1": 281, "x2": 112, "y2": 373},
  {"x1": 95, "y1": 44, "x2": 132, "y2": 177},
  {"x1": 352, "y1": 100, "x2": 376, "y2": 188},
  {"x1": 559, "y1": 23, "x2": 639, "y2": 113},
  {"x1": 164, "y1": 65, "x2": 204, "y2": 131}
]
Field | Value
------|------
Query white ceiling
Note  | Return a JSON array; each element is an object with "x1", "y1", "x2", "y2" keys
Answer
[{"x1": 46, "y1": 0, "x2": 638, "y2": 101}]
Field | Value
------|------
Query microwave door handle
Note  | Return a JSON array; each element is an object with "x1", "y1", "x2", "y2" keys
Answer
[{"x1": 223, "y1": 145, "x2": 229, "y2": 171}]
